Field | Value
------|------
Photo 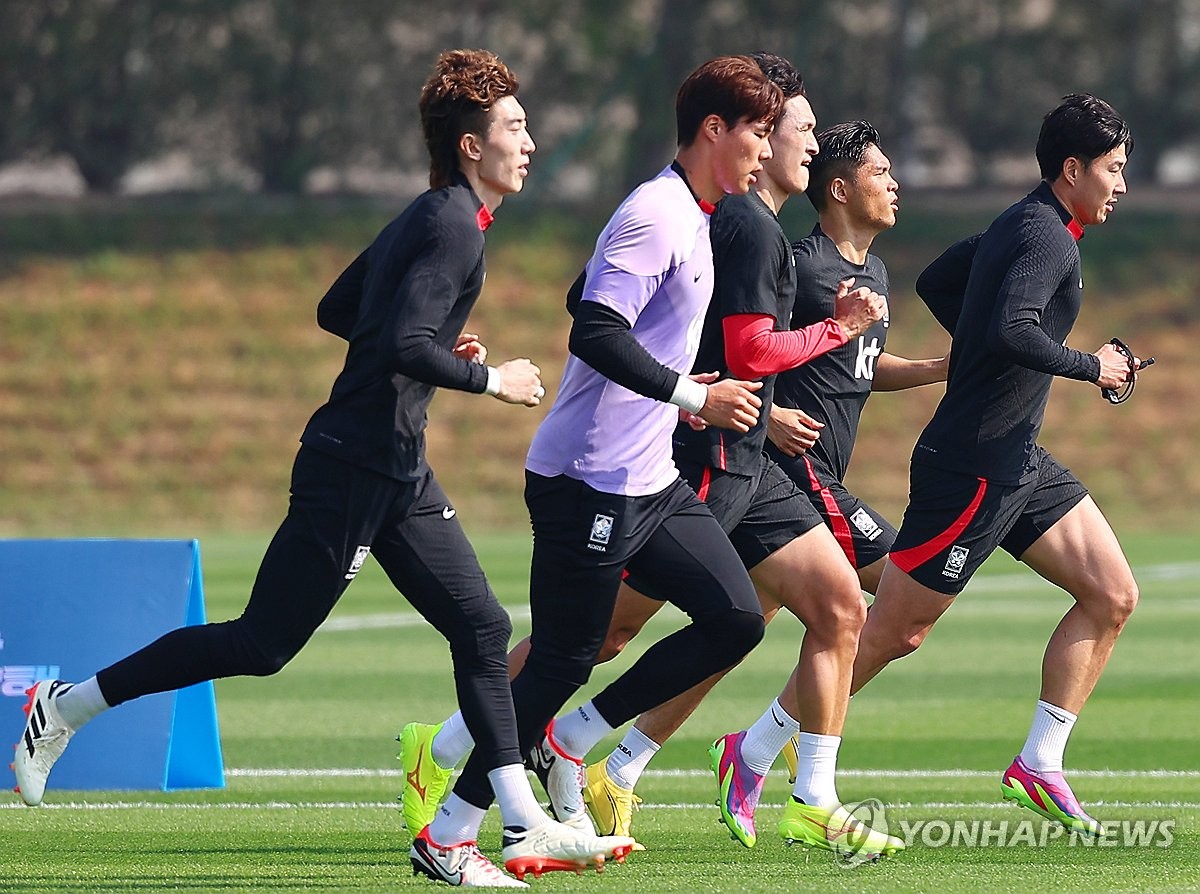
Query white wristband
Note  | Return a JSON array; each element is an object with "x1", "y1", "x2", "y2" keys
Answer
[
  {"x1": 484, "y1": 366, "x2": 501, "y2": 396},
  {"x1": 668, "y1": 375, "x2": 707, "y2": 415}
]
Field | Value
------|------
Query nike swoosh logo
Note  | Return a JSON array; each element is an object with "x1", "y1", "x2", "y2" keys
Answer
[
  {"x1": 442, "y1": 506, "x2": 456, "y2": 520},
  {"x1": 770, "y1": 708, "x2": 786, "y2": 728},
  {"x1": 693, "y1": 271, "x2": 702, "y2": 282},
  {"x1": 1044, "y1": 709, "x2": 1069, "y2": 724}
]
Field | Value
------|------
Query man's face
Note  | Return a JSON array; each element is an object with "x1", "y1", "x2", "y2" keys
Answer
[
  {"x1": 764, "y1": 95, "x2": 818, "y2": 195},
  {"x1": 711, "y1": 116, "x2": 774, "y2": 196},
  {"x1": 846, "y1": 143, "x2": 899, "y2": 231},
  {"x1": 474, "y1": 95, "x2": 536, "y2": 199},
  {"x1": 1072, "y1": 143, "x2": 1128, "y2": 226}
]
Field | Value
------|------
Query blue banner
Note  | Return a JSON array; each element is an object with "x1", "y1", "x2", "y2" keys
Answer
[{"x1": 0, "y1": 539, "x2": 224, "y2": 792}]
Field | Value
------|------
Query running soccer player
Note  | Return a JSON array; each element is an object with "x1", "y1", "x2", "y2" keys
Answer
[
  {"x1": 13, "y1": 49, "x2": 631, "y2": 888},
  {"x1": 704, "y1": 119, "x2": 947, "y2": 843},
  {"x1": 850, "y1": 93, "x2": 1144, "y2": 838},
  {"x1": 415, "y1": 54, "x2": 778, "y2": 874}
]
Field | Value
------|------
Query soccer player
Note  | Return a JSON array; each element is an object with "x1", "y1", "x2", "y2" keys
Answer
[
  {"x1": 13, "y1": 49, "x2": 631, "y2": 888},
  {"x1": 701, "y1": 119, "x2": 947, "y2": 845},
  {"x1": 413, "y1": 54, "x2": 780, "y2": 872},
  {"x1": 850, "y1": 93, "x2": 1143, "y2": 838}
]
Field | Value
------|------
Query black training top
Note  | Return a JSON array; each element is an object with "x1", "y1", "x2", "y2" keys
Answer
[
  {"x1": 771, "y1": 224, "x2": 890, "y2": 481},
  {"x1": 672, "y1": 190, "x2": 797, "y2": 477},
  {"x1": 912, "y1": 181, "x2": 1101, "y2": 484},
  {"x1": 301, "y1": 173, "x2": 492, "y2": 480}
]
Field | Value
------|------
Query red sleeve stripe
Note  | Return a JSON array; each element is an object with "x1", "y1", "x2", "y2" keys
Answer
[
  {"x1": 722, "y1": 313, "x2": 848, "y2": 380},
  {"x1": 803, "y1": 458, "x2": 857, "y2": 566},
  {"x1": 890, "y1": 477, "x2": 988, "y2": 573}
]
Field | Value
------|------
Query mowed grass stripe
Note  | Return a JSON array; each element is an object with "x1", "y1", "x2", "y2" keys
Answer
[{"x1": 223, "y1": 767, "x2": 1200, "y2": 778}]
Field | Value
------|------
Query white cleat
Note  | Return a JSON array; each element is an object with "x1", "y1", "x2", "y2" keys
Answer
[
  {"x1": 13, "y1": 680, "x2": 75, "y2": 806},
  {"x1": 410, "y1": 826, "x2": 529, "y2": 888},
  {"x1": 526, "y1": 722, "x2": 594, "y2": 833},
  {"x1": 501, "y1": 819, "x2": 637, "y2": 881}
]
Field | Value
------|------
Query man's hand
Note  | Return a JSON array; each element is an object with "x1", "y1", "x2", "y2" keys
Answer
[
  {"x1": 454, "y1": 332, "x2": 488, "y2": 365},
  {"x1": 767, "y1": 405, "x2": 823, "y2": 457},
  {"x1": 697, "y1": 378, "x2": 763, "y2": 433},
  {"x1": 834, "y1": 277, "x2": 887, "y2": 340},
  {"x1": 493, "y1": 358, "x2": 544, "y2": 406},
  {"x1": 1094, "y1": 341, "x2": 1141, "y2": 390}
]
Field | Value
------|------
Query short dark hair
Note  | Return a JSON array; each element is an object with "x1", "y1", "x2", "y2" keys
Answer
[
  {"x1": 805, "y1": 120, "x2": 881, "y2": 212},
  {"x1": 749, "y1": 52, "x2": 806, "y2": 99},
  {"x1": 1036, "y1": 93, "x2": 1134, "y2": 182},
  {"x1": 675, "y1": 55, "x2": 784, "y2": 147},
  {"x1": 419, "y1": 49, "x2": 520, "y2": 190}
]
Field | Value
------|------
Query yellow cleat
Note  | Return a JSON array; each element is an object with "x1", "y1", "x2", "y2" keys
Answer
[
  {"x1": 582, "y1": 762, "x2": 642, "y2": 838},
  {"x1": 778, "y1": 798, "x2": 904, "y2": 862},
  {"x1": 782, "y1": 732, "x2": 800, "y2": 786},
  {"x1": 397, "y1": 721, "x2": 453, "y2": 838}
]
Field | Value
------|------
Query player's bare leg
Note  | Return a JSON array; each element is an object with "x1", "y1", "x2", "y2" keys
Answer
[{"x1": 999, "y1": 495, "x2": 1137, "y2": 838}]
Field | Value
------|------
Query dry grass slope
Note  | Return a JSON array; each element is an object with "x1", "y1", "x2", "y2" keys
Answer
[{"x1": 1, "y1": 200, "x2": 1196, "y2": 536}]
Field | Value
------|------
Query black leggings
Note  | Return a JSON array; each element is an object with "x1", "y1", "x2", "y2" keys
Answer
[
  {"x1": 95, "y1": 447, "x2": 522, "y2": 771},
  {"x1": 453, "y1": 472, "x2": 763, "y2": 808}
]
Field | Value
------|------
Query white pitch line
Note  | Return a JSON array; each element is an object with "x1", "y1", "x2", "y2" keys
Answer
[
  {"x1": 314, "y1": 562, "x2": 1200, "y2": 632},
  {"x1": 5, "y1": 800, "x2": 1200, "y2": 811},
  {"x1": 224, "y1": 767, "x2": 1200, "y2": 779}
]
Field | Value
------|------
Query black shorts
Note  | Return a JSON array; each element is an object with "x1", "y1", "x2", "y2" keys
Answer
[
  {"x1": 890, "y1": 447, "x2": 1088, "y2": 595},
  {"x1": 523, "y1": 470, "x2": 760, "y2": 664},
  {"x1": 687, "y1": 454, "x2": 825, "y2": 569},
  {"x1": 773, "y1": 452, "x2": 896, "y2": 570}
]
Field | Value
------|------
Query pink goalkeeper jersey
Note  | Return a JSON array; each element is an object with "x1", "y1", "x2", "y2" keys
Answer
[{"x1": 526, "y1": 165, "x2": 714, "y2": 496}]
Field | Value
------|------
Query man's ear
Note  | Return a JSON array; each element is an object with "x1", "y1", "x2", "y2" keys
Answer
[
  {"x1": 1061, "y1": 156, "x2": 1081, "y2": 187},
  {"x1": 699, "y1": 113, "x2": 725, "y2": 144},
  {"x1": 459, "y1": 131, "x2": 483, "y2": 163},
  {"x1": 829, "y1": 176, "x2": 849, "y2": 206}
]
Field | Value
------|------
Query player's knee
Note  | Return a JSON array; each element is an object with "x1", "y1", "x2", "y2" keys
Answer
[
  {"x1": 706, "y1": 607, "x2": 765, "y2": 659},
  {"x1": 809, "y1": 588, "x2": 868, "y2": 643},
  {"x1": 1106, "y1": 578, "x2": 1139, "y2": 627},
  {"x1": 453, "y1": 601, "x2": 513, "y2": 660}
]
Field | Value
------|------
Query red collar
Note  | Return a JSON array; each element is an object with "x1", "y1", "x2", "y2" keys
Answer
[
  {"x1": 698, "y1": 199, "x2": 717, "y2": 215},
  {"x1": 475, "y1": 204, "x2": 494, "y2": 232},
  {"x1": 1066, "y1": 219, "x2": 1084, "y2": 241}
]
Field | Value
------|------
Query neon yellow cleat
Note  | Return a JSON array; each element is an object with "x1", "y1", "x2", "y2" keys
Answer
[
  {"x1": 397, "y1": 721, "x2": 453, "y2": 838},
  {"x1": 778, "y1": 798, "x2": 905, "y2": 862},
  {"x1": 582, "y1": 761, "x2": 642, "y2": 838}
]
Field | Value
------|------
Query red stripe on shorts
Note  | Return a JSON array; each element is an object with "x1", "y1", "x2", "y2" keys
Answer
[
  {"x1": 696, "y1": 465, "x2": 713, "y2": 502},
  {"x1": 803, "y1": 457, "x2": 857, "y2": 566},
  {"x1": 890, "y1": 477, "x2": 989, "y2": 573}
]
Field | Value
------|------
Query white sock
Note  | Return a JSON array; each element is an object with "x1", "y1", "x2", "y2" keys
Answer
[
  {"x1": 432, "y1": 711, "x2": 475, "y2": 768},
  {"x1": 1019, "y1": 699, "x2": 1078, "y2": 774},
  {"x1": 791, "y1": 731, "x2": 841, "y2": 807},
  {"x1": 53, "y1": 677, "x2": 110, "y2": 730},
  {"x1": 428, "y1": 792, "x2": 488, "y2": 844},
  {"x1": 605, "y1": 725, "x2": 660, "y2": 790},
  {"x1": 549, "y1": 701, "x2": 614, "y2": 760},
  {"x1": 740, "y1": 698, "x2": 801, "y2": 776},
  {"x1": 488, "y1": 764, "x2": 551, "y2": 830}
]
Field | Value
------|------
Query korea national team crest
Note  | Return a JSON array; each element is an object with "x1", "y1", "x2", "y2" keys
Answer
[
  {"x1": 588, "y1": 514, "x2": 615, "y2": 552},
  {"x1": 344, "y1": 545, "x2": 371, "y2": 581},
  {"x1": 943, "y1": 544, "x2": 970, "y2": 579}
]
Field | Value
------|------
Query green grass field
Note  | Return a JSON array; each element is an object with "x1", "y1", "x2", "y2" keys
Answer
[{"x1": 3, "y1": 530, "x2": 1198, "y2": 893}]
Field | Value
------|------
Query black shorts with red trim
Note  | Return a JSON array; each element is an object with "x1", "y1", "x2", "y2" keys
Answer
[
  {"x1": 772, "y1": 452, "x2": 896, "y2": 570},
  {"x1": 890, "y1": 447, "x2": 1088, "y2": 595}
]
